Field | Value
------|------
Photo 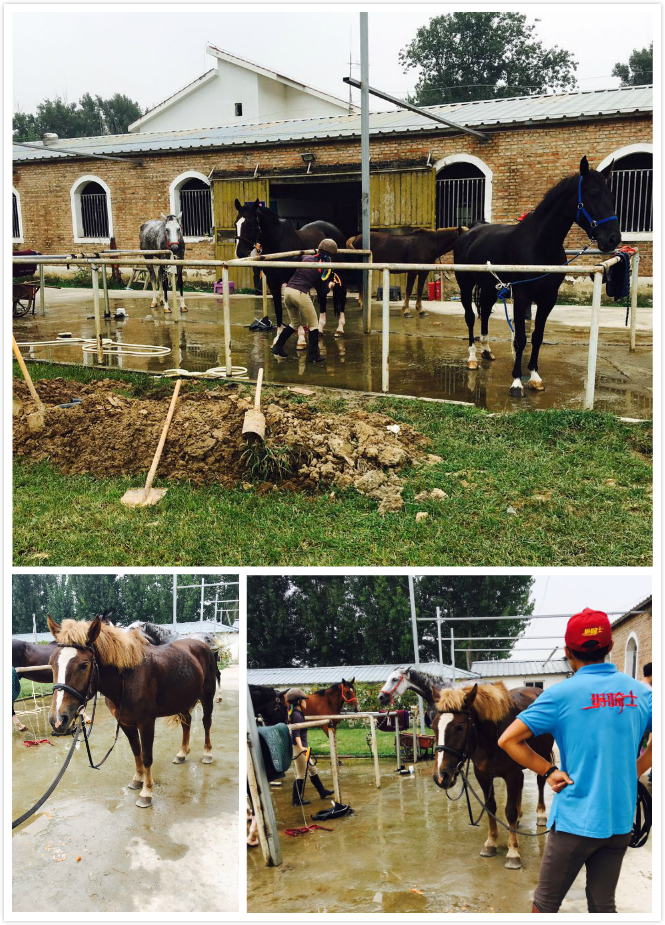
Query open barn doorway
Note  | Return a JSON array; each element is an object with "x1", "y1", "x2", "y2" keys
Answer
[{"x1": 269, "y1": 179, "x2": 361, "y2": 239}]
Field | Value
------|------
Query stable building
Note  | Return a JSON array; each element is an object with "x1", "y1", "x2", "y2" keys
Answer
[
  {"x1": 607, "y1": 596, "x2": 652, "y2": 682},
  {"x1": 13, "y1": 84, "x2": 653, "y2": 289},
  {"x1": 470, "y1": 658, "x2": 572, "y2": 690}
]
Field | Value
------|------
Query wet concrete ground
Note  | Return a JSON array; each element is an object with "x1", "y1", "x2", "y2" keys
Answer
[
  {"x1": 12, "y1": 666, "x2": 239, "y2": 913},
  {"x1": 14, "y1": 288, "x2": 652, "y2": 417},
  {"x1": 248, "y1": 757, "x2": 651, "y2": 915}
]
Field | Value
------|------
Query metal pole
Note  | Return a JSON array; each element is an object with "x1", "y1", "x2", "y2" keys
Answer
[
  {"x1": 329, "y1": 726, "x2": 341, "y2": 803},
  {"x1": 584, "y1": 271, "x2": 602, "y2": 410},
  {"x1": 395, "y1": 715, "x2": 401, "y2": 770},
  {"x1": 222, "y1": 266, "x2": 232, "y2": 376},
  {"x1": 91, "y1": 265, "x2": 103, "y2": 364},
  {"x1": 629, "y1": 251, "x2": 640, "y2": 353},
  {"x1": 200, "y1": 577, "x2": 205, "y2": 622},
  {"x1": 369, "y1": 716, "x2": 381, "y2": 788},
  {"x1": 171, "y1": 262, "x2": 180, "y2": 322},
  {"x1": 172, "y1": 575, "x2": 177, "y2": 626},
  {"x1": 360, "y1": 12, "x2": 371, "y2": 334},
  {"x1": 450, "y1": 628, "x2": 456, "y2": 686},
  {"x1": 436, "y1": 607, "x2": 443, "y2": 665},
  {"x1": 101, "y1": 263, "x2": 110, "y2": 318},
  {"x1": 261, "y1": 270, "x2": 268, "y2": 319},
  {"x1": 381, "y1": 267, "x2": 390, "y2": 393},
  {"x1": 408, "y1": 575, "x2": 426, "y2": 735},
  {"x1": 246, "y1": 742, "x2": 271, "y2": 864},
  {"x1": 246, "y1": 693, "x2": 282, "y2": 866},
  {"x1": 39, "y1": 263, "x2": 45, "y2": 314}
]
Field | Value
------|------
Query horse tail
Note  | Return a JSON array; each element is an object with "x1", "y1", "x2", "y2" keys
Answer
[
  {"x1": 163, "y1": 708, "x2": 197, "y2": 729},
  {"x1": 346, "y1": 235, "x2": 357, "y2": 249},
  {"x1": 472, "y1": 284, "x2": 482, "y2": 317}
]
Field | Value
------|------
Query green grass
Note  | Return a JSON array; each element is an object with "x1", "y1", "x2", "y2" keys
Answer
[
  {"x1": 16, "y1": 678, "x2": 53, "y2": 701},
  {"x1": 307, "y1": 724, "x2": 399, "y2": 759},
  {"x1": 13, "y1": 363, "x2": 652, "y2": 566}
]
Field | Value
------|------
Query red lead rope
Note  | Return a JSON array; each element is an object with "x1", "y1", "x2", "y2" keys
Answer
[{"x1": 284, "y1": 825, "x2": 333, "y2": 837}]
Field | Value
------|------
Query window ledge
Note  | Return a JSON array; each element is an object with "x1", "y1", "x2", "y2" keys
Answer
[
  {"x1": 621, "y1": 232, "x2": 653, "y2": 242},
  {"x1": 183, "y1": 236, "x2": 213, "y2": 244},
  {"x1": 73, "y1": 237, "x2": 111, "y2": 245},
  {"x1": 12, "y1": 237, "x2": 24, "y2": 244}
]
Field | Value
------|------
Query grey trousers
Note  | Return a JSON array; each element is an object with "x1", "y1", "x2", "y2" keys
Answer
[{"x1": 533, "y1": 826, "x2": 631, "y2": 913}]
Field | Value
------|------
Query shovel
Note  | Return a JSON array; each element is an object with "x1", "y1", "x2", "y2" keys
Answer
[
  {"x1": 121, "y1": 380, "x2": 181, "y2": 507},
  {"x1": 242, "y1": 367, "x2": 265, "y2": 443},
  {"x1": 12, "y1": 334, "x2": 45, "y2": 430}
]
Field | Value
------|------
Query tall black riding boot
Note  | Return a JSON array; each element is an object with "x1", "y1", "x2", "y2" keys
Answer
[
  {"x1": 307, "y1": 328, "x2": 324, "y2": 363},
  {"x1": 310, "y1": 773, "x2": 334, "y2": 799},
  {"x1": 271, "y1": 325, "x2": 295, "y2": 358},
  {"x1": 292, "y1": 779, "x2": 310, "y2": 806}
]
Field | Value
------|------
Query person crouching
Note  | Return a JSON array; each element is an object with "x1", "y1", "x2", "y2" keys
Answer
[
  {"x1": 271, "y1": 239, "x2": 340, "y2": 364},
  {"x1": 285, "y1": 688, "x2": 335, "y2": 806}
]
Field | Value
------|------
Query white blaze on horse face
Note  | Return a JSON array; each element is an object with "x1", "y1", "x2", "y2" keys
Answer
[
  {"x1": 54, "y1": 647, "x2": 77, "y2": 714},
  {"x1": 235, "y1": 218, "x2": 244, "y2": 257},
  {"x1": 436, "y1": 713, "x2": 453, "y2": 775}
]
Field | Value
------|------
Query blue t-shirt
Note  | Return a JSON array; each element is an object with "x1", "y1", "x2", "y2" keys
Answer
[{"x1": 520, "y1": 663, "x2": 652, "y2": 838}]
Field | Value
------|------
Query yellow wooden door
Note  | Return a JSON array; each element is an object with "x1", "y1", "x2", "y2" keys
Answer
[{"x1": 213, "y1": 178, "x2": 270, "y2": 289}]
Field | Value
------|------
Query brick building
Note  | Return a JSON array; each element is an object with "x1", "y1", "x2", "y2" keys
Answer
[
  {"x1": 12, "y1": 85, "x2": 653, "y2": 285},
  {"x1": 608, "y1": 596, "x2": 652, "y2": 682}
]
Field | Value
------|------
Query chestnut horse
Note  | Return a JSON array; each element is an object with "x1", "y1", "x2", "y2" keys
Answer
[
  {"x1": 47, "y1": 614, "x2": 219, "y2": 808},
  {"x1": 347, "y1": 227, "x2": 465, "y2": 317},
  {"x1": 302, "y1": 679, "x2": 358, "y2": 738},
  {"x1": 432, "y1": 681, "x2": 553, "y2": 870}
]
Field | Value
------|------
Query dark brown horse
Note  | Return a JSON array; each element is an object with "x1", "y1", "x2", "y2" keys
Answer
[
  {"x1": 47, "y1": 614, "x2": 219, "y2": 808},
  {"x1": 431, "y1": 682, "x2": 553, "y2": 870},
  {"x1": 12, "y1": 638, "x2": 57, "y2": 683},
  {"x1": 302, "y1": 679, "x2": 358, "y2": 738},
  {"x1": 347, "y1": 227, "x2": 465, "y2": 317}
]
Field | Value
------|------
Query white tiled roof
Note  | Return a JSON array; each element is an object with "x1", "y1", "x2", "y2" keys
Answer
[{"x1": 471, "y1": 659, "x2": 572, "y2": 677}]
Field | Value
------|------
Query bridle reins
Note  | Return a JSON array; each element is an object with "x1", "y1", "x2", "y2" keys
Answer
[
  {"x1": 576, "y1": 175, "x2": 618, "y2": 241},
  {"x1": 52, "y1": 641, "x2": 124, "y2": 770}
]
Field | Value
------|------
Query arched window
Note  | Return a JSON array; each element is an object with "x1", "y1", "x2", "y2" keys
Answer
[
  {"x1": 598, "y1": 145, "x2": 653, "y2": 239},
  {"x1": 434, "y1": 154, "x2": 493, "y2": 227},
  {"x1": 170, "y1": 172, "x2": 212, "y2": 239},
  {"x1": 625, "y1": 633, "x2": 639, "y2": 678},
  {"x1": 12, "y1": 188, "x2": 23, "y2": 242},
  {"x1": 70, "y1": 175, "x2": 112, "y2": 242}
]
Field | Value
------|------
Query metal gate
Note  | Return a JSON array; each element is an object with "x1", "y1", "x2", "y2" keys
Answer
[
  {"x1": 213, "y1": 178, "x2": 270, "y2": 289},
  {"x1": 180, "y1": 186, "x2": 212, "y2": 237},
  {"x1": 81, "y1": 192, "x2": 109, "y2": 238},
  {"x1": 436, "y1": 176, "x2": 485, "y2": 227},
  {"x1": 610, "y1": 168, "x2": 653, "y2": 234}
]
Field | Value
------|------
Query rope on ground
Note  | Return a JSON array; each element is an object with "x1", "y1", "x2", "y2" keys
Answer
[{"x1": 161, "y1": 367, "x2": 248, "y2": 380}]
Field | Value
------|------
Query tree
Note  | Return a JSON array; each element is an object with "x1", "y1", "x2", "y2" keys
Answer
[
  {"x1": 612, "y1": 43, "x2": 653, "y2": 87},
  {"x1": 399, "y1": 13, "x2": 577, "y2": 106},
  {"x1": 13, "y1": 93, "x2": 142, "y2": 142},
  {"x1": 246, "y1": 575, "x2": 534, "y2": 669}
]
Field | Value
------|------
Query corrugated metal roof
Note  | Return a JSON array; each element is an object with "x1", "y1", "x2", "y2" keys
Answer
[
  {"x1": 471, "y1": 659, "x2": 572, "y2": 677},
  {"x1": 247, "y1": 661, "x2": 480, "y2": 686},
  {"x1": 13, "y1": 85, "x2": 652, "y2": 163}
]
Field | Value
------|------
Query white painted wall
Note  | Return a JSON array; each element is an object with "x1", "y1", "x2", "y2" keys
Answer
[{"x1": 483, "y1": 673, "x2": 570, "y2": 690}]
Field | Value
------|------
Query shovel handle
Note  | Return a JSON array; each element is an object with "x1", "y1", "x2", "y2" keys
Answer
[
  {"x1": 254, "y1": 368, "x2": 264, "y2": 411},
  {"x1": 12, "y1": 336, "x2": 44, "y2": 411},
  {"x1": 143, "y1": 379, "x2": 181, "y2": 498}
]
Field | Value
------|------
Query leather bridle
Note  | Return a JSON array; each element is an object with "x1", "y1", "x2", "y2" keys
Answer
[
  {"x1": 434, "y1": 707, "x2": 478, "y2": 772},
  {"x1": 381, "y1": 671, "x2": 407, "y2": 703}
]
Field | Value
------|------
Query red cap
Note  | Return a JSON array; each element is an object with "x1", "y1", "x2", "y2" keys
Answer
[{"x1": 565, "y1": 608, "x2": 612, "y2": 653}]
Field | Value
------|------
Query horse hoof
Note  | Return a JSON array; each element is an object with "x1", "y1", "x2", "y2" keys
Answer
[
  {"x1": 467, "y1": 360, "x2": 479, "y2": 370},
  {"x1": 528, "y1": 380, "x2": 545, "y2": 391},
  {"x1": 505, "y1": 857, "x2": 522, "y2": 870},
  {"x1": 403, "y1": 313, "x2": 413, "y2": 319},
  {"x1": 296, "y1": 342, "x2": 307, "y2": 351},
  {"x1": 334, "y1": 330, "x2": 344, "y2": 338},
  {"x1": 481, "y1": 350, "x2": 495, "y2": 361},
  {"x1": 537, "y1": 815, "x2": 548, "y2": 826},
  {"x1": 150, "y1": 302, "x2": 158, "y2": 309},
  {"x1": 172, "y1": 755, "x2": 186, "y2": 764},
  {"x1": 201, "y1": 754, "x2": 213, "y2": 764},
  {"x1": 136, "y1": 796, "x2": 152, "y2": 808},
  {"x1": 216, "y1": 696, "x2": 223, "y2": 703},
  {"x1": 180, "y1": 306, "x2": 188, "y2": 313},
  {"x1": 418, "y1": 310, "x2": 428, "y2": 318},
  {"x1": 164, "y1": 307, "x2": 172, "y2": 314},
  {"x1": 128, "y1": 780, "x2": 143, "y2": 790},
  {"x1": 480, "y1": 846, "x2": 497, "y2": 857},
  {"x1": 509, "y1": 386, "x2": 524, "y2": 398}
]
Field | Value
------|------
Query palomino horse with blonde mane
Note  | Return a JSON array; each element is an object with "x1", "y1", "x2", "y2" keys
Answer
[
  {"x1": 47, "y1": 614, "x2": 219, "y2": 808},
  {"x1": 302, "y1": 679, "x2": 358, "y2": 737},
  {"x1": 431, "y1": 681, "x2": 553, "y2": 870}
]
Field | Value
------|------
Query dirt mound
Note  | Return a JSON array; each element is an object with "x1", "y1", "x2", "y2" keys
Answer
[{"x1": 13, "y1": 378, "x2": 430, "y2": 511}]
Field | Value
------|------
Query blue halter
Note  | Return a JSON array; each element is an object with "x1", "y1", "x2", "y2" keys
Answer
[{"x1": 576, "y1": 175, "x2": 618, "y2": 241}]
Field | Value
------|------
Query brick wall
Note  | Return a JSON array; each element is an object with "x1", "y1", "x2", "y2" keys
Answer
[
  {"x1": 12, "y1": 115, "x2": 652, "y2": 274},
  {"x1": 608, "y1": 606, "x2": 652, "y2": 681}
]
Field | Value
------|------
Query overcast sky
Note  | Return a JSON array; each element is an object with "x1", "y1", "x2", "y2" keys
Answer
[
  {"x1": 10, "y1": 4, "x2": 656, "y2": 117},
  {"x1": 416, "y1": 572, "x2": 651, "y2": 663}
]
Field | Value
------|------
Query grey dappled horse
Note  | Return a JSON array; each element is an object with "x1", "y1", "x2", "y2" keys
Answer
[{"x1": 139, "y1": 214, "x2": 187, "y2": 313}]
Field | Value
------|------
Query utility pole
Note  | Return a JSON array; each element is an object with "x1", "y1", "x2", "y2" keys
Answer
[
  {"x1": 172, "y1": 575, "x2": 177, "y2": 626},
  {"x1": 200, "y1": 577, "x2": 205, "y2": 622},
  {"x1": 408, "y1": 575, "x2": 426, "y2": 735},
  {"x1": 359, "y1": 12, "x2": 371, "y2": 333},
  {"x1": 436, "y1": 607, "x2": 444, "y2": 665}
]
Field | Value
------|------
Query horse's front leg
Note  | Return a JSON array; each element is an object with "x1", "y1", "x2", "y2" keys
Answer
[
  {"x1": 510, "y1": 293, "x2": 530, "y2": 396},
  {"x1": 201, "y1": 695, "x2": 213, "y2": 764},
  {"x1": 527, "y1": 301, "x2": 555, "y2": 391},
  {"x1": 459, "y1": 280, "x2": 478, "y2": 369},
  {"x1": 402, "y1": 272, "x2": 415, "y2": 317},
  {"x1": 178, "y1": 266, "x2": 187, "y2": 313},
  {"x1": 136, "y1": 721, "x2": 155, "y2": 807},
  {"x1": 296, "y1": 325, "x2": 307, "y2": 350},
  {"x1": 416, "y1": 271, "x2": 429, "y2": 316},
  {"x1": 161, "y1": 268, "x2": 172, "y2": 313},
  {"x1": 479, "y1": 293, "x2": 496, "y2": 361},
  {"x1": 536, "y1": 773, "x2": 549, "y2": 825},
  {"x1": 149, "y1": 268, "x2": 160, "y2": 308},
  {"x1": 172, "y1": 712, "x2": 191, "y2": 764},
  {"x1": 316, "y1": 283, "x2": 327, "y2": 334},
  {"x1": 123, "y1": 723, "x2": 145, "y2": 792},
  {"x1": 269, "y1": 278, "x2": 284, "y2": 344},
  {"x1": 334, "y1": 280, "x2": 347, "y2": 337},
  {"x1": 504, "y1": 771, "x2": 524, "y2": 869},
  {"x1": 477, "y1": 774, "x2": 499, "y2": 858}
]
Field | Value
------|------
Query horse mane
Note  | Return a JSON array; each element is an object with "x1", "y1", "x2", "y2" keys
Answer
[
  {"x1": 435, "y1": 681, "x2": 513, "y2": 723},
  {"x1": 313, "y1": 683, "x2": 339, "y2": 696},
  {"x1": 56, "y1": 619, "x2": 147, "y2": 669},
  {"x1": 530, "y1": 173, "x2": 578, "y2": 219},
  {"x1": 406, "y1": 667, "x2": 452, "y2": 697}
]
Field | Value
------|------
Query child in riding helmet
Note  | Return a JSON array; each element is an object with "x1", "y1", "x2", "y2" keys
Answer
[
  {"x1": 272, "y1": 239, "x2": 341, "y2": 364},
  {"x1": 285, "y1": 688, "x2": 334, "y2": 806}
]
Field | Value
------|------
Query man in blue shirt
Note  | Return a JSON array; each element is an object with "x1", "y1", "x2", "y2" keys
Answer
[{"x1": 498, "y1": 608, "x2": 652, "y2": 913}]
